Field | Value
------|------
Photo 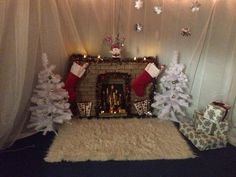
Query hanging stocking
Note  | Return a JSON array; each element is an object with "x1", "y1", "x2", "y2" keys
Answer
[
  {"x1": 131, "y1": 63, "x2": 163, "y2": 97},
  {"x1": 64, "y1": 62, "x2": 88, "y2": 115}
]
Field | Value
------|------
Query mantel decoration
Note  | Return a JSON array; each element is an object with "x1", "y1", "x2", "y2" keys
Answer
[
  {"x1": 69, "y1": 54, "x2": 158, "y2": 64},
  {"x1": 104, "y1": 34, "x2": 125, "y2": 58}
]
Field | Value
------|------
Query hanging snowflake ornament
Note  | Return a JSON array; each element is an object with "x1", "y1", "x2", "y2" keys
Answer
[
  {"x1": 154, "y1": 6, "x2": 162, "y2": 15},
  {"x1": 135, "y1": 23, "x2": 143, "y2": 32},
  {"x1": 191, "y1": 0, "x2": 201, "y2": 12},
  {"x1": 134, "y1": 0, "x2": 143, "y2": 10},
  {"x1": 181, "y1": 27, "x2": 191, "y2": 37}
]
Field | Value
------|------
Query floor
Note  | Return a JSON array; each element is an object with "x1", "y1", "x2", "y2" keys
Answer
[{"x1": 1, "y1": 130, "x2": 236, "y2": 177}]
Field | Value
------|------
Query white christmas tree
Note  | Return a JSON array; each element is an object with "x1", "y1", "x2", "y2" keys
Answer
[
  {"x1": 151, "y1": 51, "x2": 191, "y2": 122},
  {"x1": 28, "y1": 53, "x2": 72, "y2": 135}
]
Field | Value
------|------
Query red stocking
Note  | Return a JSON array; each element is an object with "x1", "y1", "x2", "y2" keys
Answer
[
  {"x1": 64, "y1": 62, "x2": 88, "y2": 115},
  {"x1": 131, "y1": 63, "x2": 161, "y2": 97}
]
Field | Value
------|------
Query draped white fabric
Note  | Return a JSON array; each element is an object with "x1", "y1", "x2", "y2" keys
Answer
[{"x1": 0, "y1": 0, "x2": 236, "y2": 149}]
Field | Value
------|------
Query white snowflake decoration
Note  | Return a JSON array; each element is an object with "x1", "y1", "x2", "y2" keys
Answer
[
  {"x1": 154, "y1": 6, "x2": 162, "y2": 15},
  {"x1": 151, "y1": 51, "x2": 192, "y2": 122},
  {"x1": 181, "y1": 27, "x2": 191, "y2": 37},
  {"x1": 135, "y1": 23, "x2": 143, "y2": 32},
  {"x1": 28, "y1": 53, "x2": 72, "y2": 135},
  {"x1": 191, "y1": 1, "x2": 201, "y2": 12},
  {"x1": 135, "y1": 0, "x2": 143, "y2": 10}
]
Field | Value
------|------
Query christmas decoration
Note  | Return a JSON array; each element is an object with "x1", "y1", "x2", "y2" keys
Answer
[
  {"x1": 191, "y1": 1, "x2": 201, "y2": 12},
  {"x1": 181, "y1": 27, "x2": 191, "y2": 37},
  {"x1": 151, "y1": 51, "x2": 192, "y2": 122},
  {"x1": 134, "y1": 0, "x2": 143, "y2": 10},
  {"x1": 131, "y1": 63, "x2": 164, "y2": 97},
  {"x1": 104, "y1": 34, "x2": 125, "y2": 58},
  {"x1": 179, "y1": 121, "x2": 228, "y2": 151},
  {"x1": 195, "y1": 112, "x2": 229, "y2": 136},
  {"x1": 210, "y1": 101, "x2": 231, "y2": 120},
  {"x1": 64, "y1": 62, "x2": 89, "y2": 115},
  {"x1": 135, "y1": 23, "x2": 143, "y2": 32},
  {"x1": 179, "y1": 101, "x2": 230, "y2": 151},
  {"x1": 96, "y1": 72, "x2": 131, "y2": 117},
  {"x1": 134, "y1": 100, "x2": 152, "y2": 116},
  {"x1": 69, "y1": 54, "x2": 157, "y2": 64},
  {"x1": 77, "y1": 102, "x2": 92, "y2": 117},
  {"x1": 203, "y1": 103, "x2": 227, "y2": 123},
  {"x1": 28, "y1": 53, "x2": 72, "y2": 135},
  {"x1": 134, "y1": 101, "x2": 143, "y2": 116},
  {"x1": 154, "y1": 6, "x2": 162, "y2": 15}
]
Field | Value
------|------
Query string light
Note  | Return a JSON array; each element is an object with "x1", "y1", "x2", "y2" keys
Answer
[{"x1": 70, "y1": 54, "x2": 157, "y2": 63}]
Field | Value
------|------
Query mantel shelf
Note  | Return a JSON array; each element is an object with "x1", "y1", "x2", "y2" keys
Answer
[{"x1": 70, "y1": 54, "x2": 158, "y2": 64}]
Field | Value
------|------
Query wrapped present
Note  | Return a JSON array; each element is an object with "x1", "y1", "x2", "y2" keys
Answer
[
  {"x1": 179, "y1": 122, "x2": 227, "y2": 151},
  {"x1": 195, "y1": 112, "x2": 213, "y2": 135},
  {"x1": 213, "y1": 121, "x2": 228, "y2": 137},
  {"x1": 212, "y1": 101, "x2": 231, "y2": 120},
  {"x1": 194, "y1": 111, "x2": 229, "y2": 136},
  {"x1": 133, "y1": 100, "x2": 151, "y2": 116},
  {"x1": 133, "y1": 101, "x2": 143, "y2": 116},
  {"x1": 85, "y1": 102, "x2": 92, "y2": 117},
  {"x1": 203, "y1": 103, "x2": 226, "y2": 123},
  {"x1": 141, "y1": 100, "x2": 149, "y2": 114},
  {"x1": 77, "y1": 102, "x2": 92, "y2": 117}
]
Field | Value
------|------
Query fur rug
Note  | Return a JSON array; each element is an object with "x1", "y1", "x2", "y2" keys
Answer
[{"x1": 45, "y1": 118, "x2": 195, "y2": 162}]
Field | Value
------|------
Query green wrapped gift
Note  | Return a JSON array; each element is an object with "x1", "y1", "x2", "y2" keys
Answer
[
  {"x1": 203, "y1": 103, "x2": 226, "y2": 123},
  {"x1": 194, "y1": 111, "x2": 229, "y2": 136},
  {"x1": 179, "y1": 122, "x2": 227, "y2": 151}
]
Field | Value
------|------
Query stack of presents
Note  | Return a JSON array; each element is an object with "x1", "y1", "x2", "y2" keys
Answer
[{"x1": 179, "y1": 101, "x2": 231, "y2": 151}]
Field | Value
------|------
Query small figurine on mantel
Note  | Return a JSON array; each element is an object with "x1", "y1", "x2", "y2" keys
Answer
[{"x1": 104, "y1": 33, "x2": 125, "y2": 58}]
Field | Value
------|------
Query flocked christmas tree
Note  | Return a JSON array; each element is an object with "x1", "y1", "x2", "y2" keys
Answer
[
  {"x1": 151, "y1": 51, "x2": 191, "y2": 122},
  {"x1": 28, "y1": 53, "x2": 72, "y2": 135}
]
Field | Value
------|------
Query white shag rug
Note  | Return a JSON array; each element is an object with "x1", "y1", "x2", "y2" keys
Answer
[{"x1": 45, "y1": 118, "x2": 195, "y2": 162}]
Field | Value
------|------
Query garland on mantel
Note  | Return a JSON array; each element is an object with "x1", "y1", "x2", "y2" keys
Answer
[{"x1": 69, "y1": 54, "x2": 158, "y2": 64}]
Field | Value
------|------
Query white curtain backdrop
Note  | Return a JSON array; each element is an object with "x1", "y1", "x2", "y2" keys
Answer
[{"x1": 0, "y1": 0, "x2": 236, "y2": 149}]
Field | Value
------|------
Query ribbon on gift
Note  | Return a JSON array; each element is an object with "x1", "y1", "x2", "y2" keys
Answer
[{"x1": 212, "y1": 101, "x2": 231, "y2": 120}]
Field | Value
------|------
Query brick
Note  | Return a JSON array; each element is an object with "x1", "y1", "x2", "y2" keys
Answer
[{"x1": 75, "y1": 62, "x2": 153, "y2": 116}]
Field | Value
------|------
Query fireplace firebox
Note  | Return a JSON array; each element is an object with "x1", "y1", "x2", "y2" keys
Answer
[{"x1": 96, "y1": 72, "x2": 131, "y2": 117}]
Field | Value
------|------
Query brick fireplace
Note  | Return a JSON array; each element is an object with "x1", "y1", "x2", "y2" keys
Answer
[{"x1": 69, "y1": 54, "x2": 158, "y2": 117}]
